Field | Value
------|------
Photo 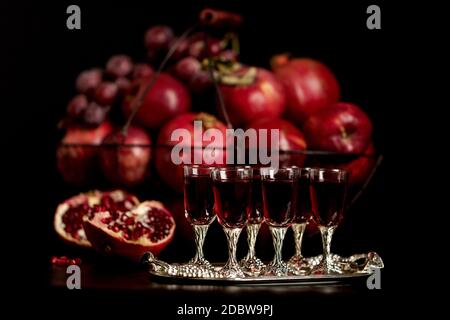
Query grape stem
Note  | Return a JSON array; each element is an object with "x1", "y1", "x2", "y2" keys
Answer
[{"x1": 121, "y1": 24, "x2": 198, "y2": 136}]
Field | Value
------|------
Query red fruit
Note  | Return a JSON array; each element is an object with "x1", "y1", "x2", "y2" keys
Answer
[
  {"x1": 115, "y1": 77, "x2": 132, "y2": 95},
  {"x1": 170, "y1": 37, "x2": 190, "y2": 61},
  {"x1": 189, "y1": 71, "x2": 212, "y2": 94},
  {"x1": 54, "y1": 190, "x2": 139, "y2": 247},
  {"x1": 100, "y1": 126, "x2": 152, "y2": 187},
  {"x1": 132, "y1": 63, "x2": 154, "y2": 80},
  {"x1": 303, "y1": 102, "x2": 373, "y2": 154},
  {"x1": 271, "y1": 55, "x2": 340, "y2": 125},
  {"x1": 83, "y1": 201, "x2": 175, "y2": 261},
  {"x1": 67, "y1": 94, "x2": 88, "y2": 119},
  {"x1": 155, "y1": 112, "x2": 227, "y2": 193},
  {"x1": 337, "y1": 142, "x2": 376, "y2": 185},
  {"x1": 219, "y1": 67, "x2": 286, "y2": 127},
  {"x1": 172, "y1": 57, "x2": 202, "y2": 82},
  {"x1": 83, "y1": 102, "x2": 110, "y2": 127},
  {"x1": 122, "y1": 73, "x2": 191, "y2": 130},
  {"x1": 188, "y1": 38, "x2": 223, "y2": 59},
  {"x1": 94, "y1": 82, "x2": 118, "y2": 106},
  {"x1": 57, "y1": 122, "x2": 113, "y2": 185},
  {"x1": 247, "y1": 118, "x2": 307, "y2": 167},
  {"x1": 75, "y1": 68, "x2": 103, "y2": 96},
  {"x1": 106, "y1": 55, "x2": 133, "y2": 79},
  {"x1": 172, "y1": 57, "x2": 212, "y2": 93},
  {"x1": 218, "y1": 50, "x2": 239, "y2": 62},
  {"x1": 145, "y1": 25, "x2": 174, "y2": 50}
]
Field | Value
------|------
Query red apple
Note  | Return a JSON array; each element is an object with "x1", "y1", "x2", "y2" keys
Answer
[
  {"x1": 271, "y1": 55, "x2": 340, "y2": 125},
  {"x1": 303, "y1": 102, "x2": 372, "y2": 154}
]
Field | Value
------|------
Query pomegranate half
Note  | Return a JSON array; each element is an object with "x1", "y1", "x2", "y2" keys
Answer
[
  {"x1": 83, "y1": 201, "x2": 175, "y2": 261},
  {"x1": 54, "y1": 190, "x2": 139, "y2": 248}
]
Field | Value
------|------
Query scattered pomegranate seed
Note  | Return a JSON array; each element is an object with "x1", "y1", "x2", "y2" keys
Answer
[{"x1": 51, "y1": 256, "x2": 82, "y2": 267}]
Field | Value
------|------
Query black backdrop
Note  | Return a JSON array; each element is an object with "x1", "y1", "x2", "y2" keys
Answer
[{"x1": 2, "y1": 0, "x2": 427, "y2": 315}]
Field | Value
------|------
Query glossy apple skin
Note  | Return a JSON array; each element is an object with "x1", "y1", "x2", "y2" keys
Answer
[
  {"x1": 246, "y1": 118, "x2": 307, "y2": 167},
  {"x1": 155, "y1": 112, "x2": 227, "y2": 193},
  {"x1": 219, "y1": 68, "x2": 286, "y2": 127},
  {"x1": 303, "y1": 102, "x2": 372, "y2": 154},
  {"x1": 122, "y1": 73, "x2": 191, "y2": 130},
  {"x1": 272, "y1": 57, "x2": 340, "y2": 125},
  {"x1": 100, "y1": 126, "x2": 152, "y2": 187}
]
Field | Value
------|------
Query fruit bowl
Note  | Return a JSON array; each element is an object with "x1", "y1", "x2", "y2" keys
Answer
[{"x1": 57, "y1": 142, "x2": 382, "y2": 208}]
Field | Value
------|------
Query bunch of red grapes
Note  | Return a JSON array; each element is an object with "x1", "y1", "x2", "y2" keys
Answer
[{"x1": 57, "y1": 20, "x2": 376, "y2": 194}]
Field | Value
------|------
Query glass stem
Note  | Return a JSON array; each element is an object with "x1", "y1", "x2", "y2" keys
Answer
[
  {"x1": 224, "y1": 228, "x2": 242, "y2": 267},
  {"x1": 192, "y1": 224, "x2": 209, "y2": 262},
  {"x1": 269, "y1": 226, "x2": 287, "y2": 265},
  {"x1": 246, "y1": 224, "x2": 261, "y2": 259},
  {"x1": 292, "y1": 223, "x2": 306, "y2": 257},
  {"x1": 319, "y1": 226, "x2": 335, "y2": 272}
]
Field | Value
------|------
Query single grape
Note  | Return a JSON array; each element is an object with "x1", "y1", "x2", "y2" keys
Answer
[
  {"x1": 75, "y1": 68, "x2": 102, "y2": 95},
  {"x1": 106, "y1": 54, "x2": 133, "y2": 79},
  {"x1": 94, "y1": 82, "x2": 118, "y2": 106}
]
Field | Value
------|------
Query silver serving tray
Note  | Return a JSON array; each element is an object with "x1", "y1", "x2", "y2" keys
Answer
[{"x1": 143, "y1": 252, "x2": 383, "y2": 285}]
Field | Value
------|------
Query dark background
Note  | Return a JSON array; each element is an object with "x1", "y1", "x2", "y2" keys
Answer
[{"x1": 2, "y1": 0, "x2": 430, "y2": 316}]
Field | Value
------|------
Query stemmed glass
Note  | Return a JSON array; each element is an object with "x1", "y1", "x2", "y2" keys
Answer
[
  {"x1": 183, "y1": 165, "x2": 216, "y2": 269},
  {"x1": 261, "y1": 167, "x2": 299, "y2": 276},
  {"x1": 309, "y1": 168, "x2": 348, "y2": 274},
  {"x1": 239, "y1": 167, "x2": 265, "y2": 276},
  {"x1": 288, "y1": 167, "x2": 312, "y2": 274},
  {"x1": 212, "y1": 167, "x2": 252, "y2": 278}
]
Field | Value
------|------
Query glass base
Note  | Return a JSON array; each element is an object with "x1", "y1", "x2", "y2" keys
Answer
[
  {"x1": 287, "y1": 255, "x2": 311, "y2": 275},
  {"x1": 239, "y1": 256, "x2": 266, "y2": 277},
  {"x1": 263, "y1": 260, "x2": 296, "y2": 277},
  {"x1": 218, "y1": 263, "x2": 245, "y2": 278},
  {"x1": 188, "y1": 257, "x2": 213, "y2": 269}
]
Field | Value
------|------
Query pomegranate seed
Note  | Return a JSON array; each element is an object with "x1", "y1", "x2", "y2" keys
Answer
[
  {"x1": 51, "y1": 256, "x2": 82, "y2": 267},
  {"x1": 111, "y1": 211, "x2": 120, "y2": 220},
  {"x1": 101, "y1": 217, "x2": 112, "y2": 224}
]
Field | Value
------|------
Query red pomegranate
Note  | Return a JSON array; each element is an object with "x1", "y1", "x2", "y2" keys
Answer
[
  {"x1": 246, "y1": 118, "x2": 307, "y2": 167},
  {"x1": 83, "y1": 201, "x2": 175, "y2": 261},
  {"x1": 219, "y1": 66, "x2": 286, "y2": 127},
  {"x1": 57, "y1": 122, "x2": 113, "y2": 185},
  {"x1": 271, "y1": 55, "x2": 340, "y2": 125},
  {"x1": 122, "y1": 73, "x2": 191, "y2": 130},
  {"x1": 54, "y1": 190, "x2": 139, "y2": 248},
  {"x1": 303, "y1": 102, "x2": 373, "y2": 154},
  {"x1": 155, "y1": 112, "x2": 227, "y2": 193},
  {"x1": 100, "y1": 126, "x2": 152, "y2": 187}
]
